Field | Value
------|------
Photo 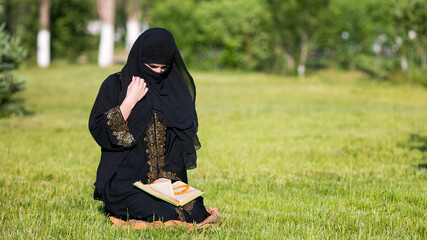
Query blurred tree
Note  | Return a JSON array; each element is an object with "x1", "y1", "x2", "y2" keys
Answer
[
  {"x1": 411, "y1": 1, "x2": 427, "y2": 68},
  {"x1": 125, "y1": 0, "x2": 141, "y2": 50},
  {"x1": 5, "y1": 0, "x2": 39, "y2": 60},
  {"x1": 0, "y1": 6, "x2": 27, "y2": 117},
  {"x1": 195, "y1": 0, "x2": 272, "y2": 70},
  {"x1": 151, "y1": 0, "x2": 272, "y2": 71},
  {"x1": 50, "y1": 0, "x2": 98, "y2": 62},
  {"x1": 325, "y1": 0, "x2": 369, "y2": 71},
  {"x1": 150, "y1": 0, "x2": 198, "y2": 64},
  {"x1": 4, "y1": 0, "x2": 97, "y2": 63},
  {"x1": 37, "y1": 0, "x2": 50, "y2": 67},
  {"x1": 1, "y1": 0, "x2": 426, "y2": 86},
  {"x1": 3, "y1": 0, "x2": 12, "y2": 33},
  {"x1": 326, "y1": 0, "x2": 391, "y2": 77},
  {"x1": 267, "y1": 0, "x2": 334, "y2": 76},
  {"x1": 329, "y1": 0, "x2": 427, "y2": 85},
  {"x1": 391, "y1": 0, "x2": 427, "y2": 69},
  {"x1": 390, "y1": 0, "x2": 427, "y2": 85},
  {"x1": 97, "y1": 0, "x2": 115, "y2": 67}
]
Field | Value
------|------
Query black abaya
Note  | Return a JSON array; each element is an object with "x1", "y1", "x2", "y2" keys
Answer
[{"x1": 88, "y1": 28, "x2": 210, "y2": 223}]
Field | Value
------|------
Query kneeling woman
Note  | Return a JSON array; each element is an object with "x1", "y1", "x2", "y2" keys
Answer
[{"x1": 89, "y1": 28, "x2": 219, "y2": 226}]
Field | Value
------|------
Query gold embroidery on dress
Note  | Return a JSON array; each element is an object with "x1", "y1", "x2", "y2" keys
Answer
[
  {"x1": 175, "y1": 207, "x2": 186, "y2": 222},
  {"x1": 174, "y1": 200, "x2": 196, "y2": 222},
  {"x1": 106, "y1": 106, "x2": 135, "y2": 147},
  {"x1": 144, "y1": 112, "x2": 179, "y2": 183},
  {"x1": 183, "y1": 200, "x2": 196, "y2": 216}
]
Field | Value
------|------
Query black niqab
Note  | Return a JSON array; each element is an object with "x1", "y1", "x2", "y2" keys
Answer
[{"x1": 120, "y1": 28, "x2": 200, "y2": 169}]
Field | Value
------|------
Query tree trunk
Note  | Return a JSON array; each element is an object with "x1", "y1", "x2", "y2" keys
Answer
[
  {"x1": 420, "y1": 48, "x2": 426, "y2": 68},
  {"x1": 284, "y1": 51, "x2": 295, "y2": 72},
  {"x1": 400, "y1": 55, "x2": 408, "y2": 72},
  {"x1": 5, "y1": 0, "x2": 12, "y2": 33},
  {"x1": 98, "y1": 0, "x2": 115, "y2": 67},
  {"x1": 37, "y1": 0, "x2": 50, "y2": 68},
  {"x1": 274, "y1": 36, "x2": 294, "y2": 73},
  {"x1": 126, "y1": 0, "x2": 141, "y2": 50},
  {"x1": 298, "y1": 32, "x2": 308, "y2": 77}
]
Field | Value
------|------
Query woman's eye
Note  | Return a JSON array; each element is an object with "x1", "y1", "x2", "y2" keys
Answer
[{"x1": 147, "y1": 64, "x2": 168, "y2": 70}]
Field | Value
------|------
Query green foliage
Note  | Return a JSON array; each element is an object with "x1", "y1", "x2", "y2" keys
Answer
[
  {"x1": 5, "y1": 0, "x2": 39, "y2": 60},
  {"x1": 151, "y1": 0, "x2": 273, "y2": 71},
  {"x1": 195, "y1": 0, "x2": 272, "y2": 70},
  {"x1": 325, "y1": 0, "x2": 427, "y2": 84},
  {"x1": 150, "y1": 0, "x2": 198, "y2": 64},
  {"x1": 50, "y1": 0, "x2": 98, "y2": 61},
  {"x1": 5, "y1": 0, "x2": 98, "y2": 62},
  {"x1": 0, "y1": 22, "x2": 26, "y2": 117},
  {"x1": 0, "y1": 72, "x2": 26, "y2": 116},
  {"x1": 326, "y1": 0, "x2": 376, "y2": 70},
  {"x1": 267, "y1": 0, "x2": 334, "y2": 73},
  {"x1": 1, "y1": 65, "x2": 426, "y2": 238},
  {"x1": 355, "y1": 55, "x2": 395, "y2": 80},
  {"x1": 3, "y1": 0, "x2": 427, "y2": 86},
  {"x1": 406, "y1": 67, "x2": 427, "y2": 87},
  {"x1": 0, "y1": 28, "x2": 25, "y2": 71}
]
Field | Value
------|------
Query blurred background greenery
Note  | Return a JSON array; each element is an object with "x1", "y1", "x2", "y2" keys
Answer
[
  {"x1": 1, "y1": 0, "x2": 427, "y2": 115},
  {"x1": 2, "y1": 0, "x2": 427, "y2": 80}
]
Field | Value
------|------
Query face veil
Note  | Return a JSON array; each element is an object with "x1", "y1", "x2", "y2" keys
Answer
[{"x1": 119, "y1": 28, "x2": 200, "y2": 170}]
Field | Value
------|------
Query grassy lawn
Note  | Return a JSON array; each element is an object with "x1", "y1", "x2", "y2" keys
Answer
[{"x1": 1, "y1": 63, "x2": 426, "y2": 239}]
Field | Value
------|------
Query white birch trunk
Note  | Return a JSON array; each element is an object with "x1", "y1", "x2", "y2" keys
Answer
[
  {"x1": 98, "y1": 23, "x2": 115, "y2": 67},
  {"x1": 125, "y1": 0, "x2": 141, "y2": 50},
  {"x1": 141, "y1": 21, "x2": 150, "y2": 33},
  {"x1": 126, "y1": 20, "x2": 140, "y2": 50},
  {"x1": 98, "y1": 0, "x2": 115, "y2": 67},
  {"x1": 284, "y1": 52, "x2": 295, "y2": 71},
  {"x1": 298, "y1": 32, "x2": 308, "y2": 77},
  {"x1": 420, "y1": 50, "x2": 426, "y2": 68},
  {"x1": 400, "y1": 56, "x2": 408, "y2": 72},
  {"x1": 297, "y1": 64, "x2": 305, "y2": 77},
  {"x1": 37, "y1": 0, "x2": 50, "y2": 68},
  {"x1": 37, "y1": 30, "x2": 50, "y2": 67}
]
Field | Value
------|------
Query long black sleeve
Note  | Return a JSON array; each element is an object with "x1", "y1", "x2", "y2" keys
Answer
[{"x1": 89, "y1": 74, "x2": 137, "y2": 151}]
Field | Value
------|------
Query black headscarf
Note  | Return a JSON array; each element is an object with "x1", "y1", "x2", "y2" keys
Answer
[{"x1": 120, "y1": 28, "x2": 200, "y2": 169}]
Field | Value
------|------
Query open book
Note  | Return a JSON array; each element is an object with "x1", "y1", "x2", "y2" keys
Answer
[{"x1": 133, "y1": 180, "x2": 204, "y2": 207}]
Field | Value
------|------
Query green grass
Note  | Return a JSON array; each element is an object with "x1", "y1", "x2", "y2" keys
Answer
[{"x1": 1, "y1": 63, "x2": 426, "y2": 239}]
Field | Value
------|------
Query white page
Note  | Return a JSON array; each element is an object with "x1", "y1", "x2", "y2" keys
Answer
[
  {"x1": 149, "y1": 181, "x2": 174, "y2": 198},
  {"x1": 172, "y1": 181, "x2": 202, "y2": 203}
]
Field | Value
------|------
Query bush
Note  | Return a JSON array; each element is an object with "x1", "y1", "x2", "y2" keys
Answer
[
  {"x1": 355, "y1": 54, "x2": 395, "y2": 80},
  {"x1": 0, "y1": 23, "x2": 26, "y2": 117},
  {"x1": 407, "y1": 67, "x2": 427, "y2": 87}
]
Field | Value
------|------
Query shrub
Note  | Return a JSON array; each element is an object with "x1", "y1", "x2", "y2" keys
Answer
[{"x1": 0, "y1": 23, "x2": 26, "y2": 117}]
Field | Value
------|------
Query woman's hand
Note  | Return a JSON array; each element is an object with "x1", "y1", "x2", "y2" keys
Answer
[
  {"x1": 126, "y1": 76, "x2": 149, "y2": 104},
  {"x1": 120, "y1": 76, "x2": 149, "y2": 120}
]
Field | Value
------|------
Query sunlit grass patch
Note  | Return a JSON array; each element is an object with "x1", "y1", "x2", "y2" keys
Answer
[{"x1": 0, "y1": 64, "x2": 426, "y2": 239}]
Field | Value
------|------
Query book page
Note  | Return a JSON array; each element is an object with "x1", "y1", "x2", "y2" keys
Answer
[
  {"x1": 172, "y1": 181, "x2": 204, "y2": 205},
  {"x1": 149, "y1": 181, "x2": 175, "y2": 198}
]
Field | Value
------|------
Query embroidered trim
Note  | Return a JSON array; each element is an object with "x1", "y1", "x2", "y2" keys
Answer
[
  {"x1": 175, "y1": 207, "x2": 186, "y2": 222},
  {"x1": 144, "y1": 122, "x2": 157, "y2": 183},
  {"x1": 105, "y1": 106, "x2": 135, "y2": 147},
  {"x1": 144, "y1": 112, "x2": 179, "y2": 183},
  {"x1": 174, "y1": 200, "x2": 196, "y2": 222},
  {"x1": 183, "y1": 200, "x2": 196, "y2": 216}
]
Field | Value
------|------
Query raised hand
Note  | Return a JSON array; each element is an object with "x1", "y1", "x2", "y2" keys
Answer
[{"x1": 120, "y1": 76, "x2": 149, "y2": 120}]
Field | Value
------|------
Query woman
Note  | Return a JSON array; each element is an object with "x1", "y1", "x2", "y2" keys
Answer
[{"x1": 89, "y1": 28, "x2": 219, "y2": 227}]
